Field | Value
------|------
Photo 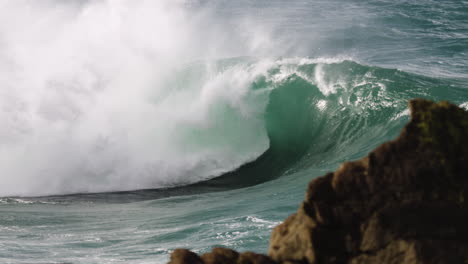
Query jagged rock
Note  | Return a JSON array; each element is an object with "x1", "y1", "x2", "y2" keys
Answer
[{"x1": 169, "y1": 99, "x2": 468, "y2": 264}]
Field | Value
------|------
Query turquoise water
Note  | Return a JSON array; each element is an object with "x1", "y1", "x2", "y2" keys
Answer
[{"x1": 1, "y1": 0, "x2": 468, "y2": 263}]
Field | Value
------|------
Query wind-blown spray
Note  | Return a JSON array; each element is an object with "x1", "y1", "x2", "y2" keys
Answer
[{"x1": 0, "y1": 0, "x2": 282, "y2": 196}]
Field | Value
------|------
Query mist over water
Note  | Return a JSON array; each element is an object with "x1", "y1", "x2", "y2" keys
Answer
[{"x1": 0, "y1": 0, "x2": 293, "y2": 196}]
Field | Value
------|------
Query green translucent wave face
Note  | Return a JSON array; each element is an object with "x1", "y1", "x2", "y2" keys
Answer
[{"x1": 189, "y1": 58, "x2": 468, "y2": 187}]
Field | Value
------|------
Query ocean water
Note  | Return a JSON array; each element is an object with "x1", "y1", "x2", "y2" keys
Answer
[{"x1": 1, "y1": 0, "x2": 468, "y2": 263}]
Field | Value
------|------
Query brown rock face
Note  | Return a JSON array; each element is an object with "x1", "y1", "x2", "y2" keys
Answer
[
  {"x1": 169, "y1": 248, "x2": 277, "y2": 264},
  {"x1": 168, "y1": 99, "x2": 468, "y2": 264}
]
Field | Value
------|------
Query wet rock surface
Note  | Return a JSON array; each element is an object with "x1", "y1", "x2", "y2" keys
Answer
[{"x1": 169, "y1": 99, "x2": 468, "y2": 264}]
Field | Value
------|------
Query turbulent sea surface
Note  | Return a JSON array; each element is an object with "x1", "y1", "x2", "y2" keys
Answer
[{"x1": 1, "y1": 0, "x2": 468, "y2": 263}]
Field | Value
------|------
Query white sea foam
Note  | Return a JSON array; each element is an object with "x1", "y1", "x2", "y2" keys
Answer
[
  {"x1": 0, "y1": 0, "x2": 285, "y2": 196},
  {"x1": 460, "y1": 102, "x2": 468, "y2": 110}
]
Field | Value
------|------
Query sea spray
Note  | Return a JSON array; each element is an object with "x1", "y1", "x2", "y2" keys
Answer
[{"x1": 0, "y1": 0, "x2": 282, "y2": 196}]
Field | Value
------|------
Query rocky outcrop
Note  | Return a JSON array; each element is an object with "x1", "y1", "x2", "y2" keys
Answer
[
  {"x1": 168, "y1": 99, "x2": 468, "y2": 264},
  {"x1": 169, "y1": 248, "x2": 276, "y2": 264}
]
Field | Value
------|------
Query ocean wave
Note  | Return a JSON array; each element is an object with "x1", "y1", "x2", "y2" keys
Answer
[{"x1": 1, "y1": 57, "x2": 467, "y2": 197}]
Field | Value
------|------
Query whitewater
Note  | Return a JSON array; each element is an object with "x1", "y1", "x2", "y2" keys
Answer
[{"x1": 1, "y1": 0, "x2": 468, "y2": 263}]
